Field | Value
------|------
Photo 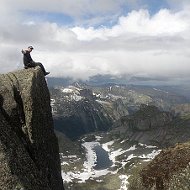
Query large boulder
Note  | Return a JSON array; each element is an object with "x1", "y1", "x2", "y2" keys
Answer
[{"x1": 0, "y1": 67, "x2": 64, "y2": 190}]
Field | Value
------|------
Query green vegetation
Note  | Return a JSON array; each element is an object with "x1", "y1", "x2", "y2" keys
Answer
[
  {"x1": 128, "y1": 163, "x2": 149, "y2": 190},
  {"x1": 65, "y1": 174, "x2": 122, "y2": 190}
]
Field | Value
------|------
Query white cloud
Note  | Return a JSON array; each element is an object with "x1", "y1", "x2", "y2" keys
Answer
[
  {"x1": 166, "y1": 0, "x2": 190, "y2": 10},
  {"x1": 72, "y1": 9, "x2": 190, "y2": 40},
  {"x1": 0, "y1": 1, "x2": 190, "y2": 81},
  {"x1": 1, "y1": 0, "x2": 127, "y2": 18}
]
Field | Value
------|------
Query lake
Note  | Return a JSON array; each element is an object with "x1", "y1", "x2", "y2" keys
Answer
[{"x1": 93, "y1": 145, "x2": 113, "y2": 170}]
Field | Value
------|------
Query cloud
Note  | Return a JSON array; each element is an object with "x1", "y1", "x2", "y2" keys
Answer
[
  {"x1": 1, "y1": 0, "x2": 127, "y2": 18},
  {"x1": 0, "y1": 1, "x2": 190, "y2": 81},
  {"x1": 72, "y1": 9, "x2": 190, "y2": 40},
  {"x1": 166, "y1": 0, "x2": 190, "y2": 10}
]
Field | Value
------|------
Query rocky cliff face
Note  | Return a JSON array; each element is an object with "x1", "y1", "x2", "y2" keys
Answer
[
  {"x1": 112, "y1": 105, "x2": 190, "y2": 147},
  {"x1": 0, "y1": 68, "x2": 64, "y2": 190},
  {"x1": 50, "y1": 86, "x2": 113, "y2": 139},
  {"x1": 49, "y1": 82, "x2": 188, "y2": 140}
]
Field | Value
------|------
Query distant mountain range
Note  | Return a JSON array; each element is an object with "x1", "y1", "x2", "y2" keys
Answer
[
  {"x1": 47, "y1": 74, "x2": 190, "y2": 99},
  {"x1": 49, "y1": 78, "x2": 190, "y2": 190},
  {"x1": 50, "y1": 81, "x2": 190, "y2": 140}
]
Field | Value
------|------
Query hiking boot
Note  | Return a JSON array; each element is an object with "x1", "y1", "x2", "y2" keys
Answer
[{"x1": 45, "y1": 71, "x2": 50, "y2": 76}]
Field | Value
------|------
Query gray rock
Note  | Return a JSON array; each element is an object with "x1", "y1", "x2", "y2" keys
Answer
[{"x1": 0, "y1": 67, "x2": 64, "y2": 190}]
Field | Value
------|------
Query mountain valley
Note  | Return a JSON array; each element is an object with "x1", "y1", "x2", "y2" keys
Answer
[{"x1": 49, "y1": 80, "x2": 190, "y2": 190}]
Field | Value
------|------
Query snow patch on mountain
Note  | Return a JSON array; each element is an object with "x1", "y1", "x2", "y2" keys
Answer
[
  {"x1": 139, "y1": 150, "x2": 161, "y2": 161},
  {"x1": 62, "y1": 141, "x2": 110, "y2": 183},
  {"x1": 119, "y1": 175, "x2": 129, "y2": 190},
  {"x1": 62, "y1": 88, "x2": 74, "y2": 93},
  {"x1": 96, "y1": 100, "x2": 111, "y2": 105},
  {"x1": 153, "y1": 88, "x2": 168, "y2": 93},
  {"x1": 61, "y1": 138, "x2": 161, "y2": 189}
]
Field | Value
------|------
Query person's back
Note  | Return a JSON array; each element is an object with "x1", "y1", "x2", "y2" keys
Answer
[
  {"x1": 21, "y1": 46, "x2": 50, "y2": 76},
  {"x1": 22, "y1": 48, "x2": 33, "y2": 68}
]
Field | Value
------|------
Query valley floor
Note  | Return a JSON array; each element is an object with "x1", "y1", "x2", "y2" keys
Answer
[{"x1": 61, "y1": 134, "x2": 160, "y2": 190}]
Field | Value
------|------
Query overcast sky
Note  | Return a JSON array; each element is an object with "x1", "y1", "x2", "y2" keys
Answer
[{"x1": 0, "y1": 0, "x2": 190, "y2": 80}]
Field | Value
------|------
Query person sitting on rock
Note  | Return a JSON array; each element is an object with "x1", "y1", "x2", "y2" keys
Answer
[{"x1": 21, "y1": 46, "x2": 50, "y2": 76}]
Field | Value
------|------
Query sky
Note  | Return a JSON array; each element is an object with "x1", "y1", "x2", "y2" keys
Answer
[{"x1": 0, "y1": 0, "x2": 190, "y2": 81}]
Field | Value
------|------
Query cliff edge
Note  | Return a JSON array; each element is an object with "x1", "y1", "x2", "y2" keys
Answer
[{"x1": 0, "y1": 67, "x2": 64, "y2": 190}]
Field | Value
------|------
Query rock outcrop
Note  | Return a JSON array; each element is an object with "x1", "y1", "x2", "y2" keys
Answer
[
  {"x1": 141, "y1": 142, "x2": 190, "y2": 190},
  {"x1": 0, "y1": 67, "x2": 64, "y2": 190},
  {"x1": 129, "y1": 142, "x2": 190, "y2": 190},
  {"x1": 127, "y1": 142, "x2": 190, "y2": 190},
  {"x1": 112, "y1": 105, "x2": 190, "y2": 147},
  {"x1": 51, "y1": 87, "x2": 112, "y2": 140}
]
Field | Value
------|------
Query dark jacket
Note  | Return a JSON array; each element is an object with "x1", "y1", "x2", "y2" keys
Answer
[{"x1": 22, "y1": 50, "x2": 33, "y2": 66}]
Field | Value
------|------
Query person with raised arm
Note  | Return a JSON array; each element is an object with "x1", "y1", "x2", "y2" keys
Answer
[{"x1": 21, "y1": 46, "x2": 50, "y2": 76}]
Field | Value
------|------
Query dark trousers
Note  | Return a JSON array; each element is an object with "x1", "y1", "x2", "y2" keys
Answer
[{"x1": 26, "y1": 62, "x2": 46, "y2": 74}]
